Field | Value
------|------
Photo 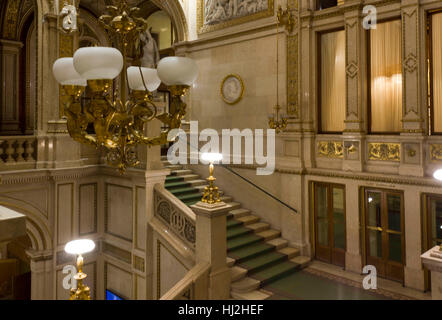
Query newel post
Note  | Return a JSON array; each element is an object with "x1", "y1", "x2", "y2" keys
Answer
[{"x1": 191, "y1": 201, "x2": 231, "y2": 300}]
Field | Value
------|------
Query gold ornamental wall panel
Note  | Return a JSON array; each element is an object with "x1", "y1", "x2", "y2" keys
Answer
[
  {"x1": 430, "y1": 144, "x2": 442, "y2": 162},
  {"x1": 368, "y1": 143, "x2": 400, "y2": 162},
  {"x1": 317, "y1": 141, "x2": 344, "y2": 159}
]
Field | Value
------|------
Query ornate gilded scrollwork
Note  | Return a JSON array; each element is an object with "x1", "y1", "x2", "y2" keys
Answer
[
  {"x1": 368, "y1": 143, "x2": 401, "y2": 162},
  {"x1": 317, "y1": 141, "x2": 344, "y2": 159}
]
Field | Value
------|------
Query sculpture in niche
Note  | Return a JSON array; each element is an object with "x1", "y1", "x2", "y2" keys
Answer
[
  {"x1": 136, "y1": 27, "x2": 160, "y2": 68},
  {"x1": 204, "y1": 0, "x2": 269, "y2": 25}
]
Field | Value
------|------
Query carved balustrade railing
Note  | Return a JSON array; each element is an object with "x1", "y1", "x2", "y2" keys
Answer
[
  {"x1": 0, "y1": 136, "x2": 37, "y2": 169},
  {"x1": 154, "y1": 185, "x2": 196, "y2": 249}
]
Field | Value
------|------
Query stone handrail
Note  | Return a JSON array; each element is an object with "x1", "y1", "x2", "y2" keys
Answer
[
  {"x1": 154, "y1": 184, "x2": 196, "y2": 249},
  {"x1": 0, "y1": 136, "x2": 37, "y2": 169},
  {"x1": 160, "y1": 262, "x2": 210, "y2": 300}
]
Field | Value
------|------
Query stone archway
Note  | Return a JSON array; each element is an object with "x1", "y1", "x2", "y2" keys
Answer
[
  {"x1": 0, "y1": 196, "x2": 54, "y2": 300},
  {"x1": 150, "y1": 0, "x2": 188, "y2": 42}
]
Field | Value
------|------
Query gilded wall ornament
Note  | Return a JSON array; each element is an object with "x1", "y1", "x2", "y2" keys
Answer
[
  {"x1": 368, "y1": 143, "x2": 401, "y2": 162},
  {"x1": 197, "y1": 0, "x2": 274, "y2": 34},
  {"x1": 430, "y1": 144, "x2": 442, "y2": 161},
  {"x1": 317, "y1": 141, "x2": 344, "y2": 159},
  {"x1": 221, "y1": 74, "x2": 244, "y2": 105}
]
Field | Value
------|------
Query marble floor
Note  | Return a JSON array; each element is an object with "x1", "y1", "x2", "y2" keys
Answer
[{"x1": 262, "y1": 260, "x2": 431, "y2": 300}]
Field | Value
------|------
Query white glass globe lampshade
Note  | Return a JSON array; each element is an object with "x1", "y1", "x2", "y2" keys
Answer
[
  {"x1": 65, "y1": 239, "x2": 96, "y2": 255},
  {"x1": 157, "y1": 56, "x2": 199, "y2": 86},
  {"x1": 52, "y1": 58, "x2": 87, "y2": 86},
  {"x1": 73, "y1": 47, "x2": 123, "y2": 80},
  {"x1": 434, "y1": 169, "x2": 442, "y2": 181},
  {"x1": 201, "y1": 152, "x2": 223, "y2": 163},
  {"x1": 127, "y1": 67, "x2": 161, "y2": 92}
]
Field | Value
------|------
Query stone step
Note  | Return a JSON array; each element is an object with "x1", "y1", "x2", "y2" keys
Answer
[
  {"x1": 266, "y1": 238, "x2": 288, "y2": 250},
  {"x1": 278, "y1": 247, "x2": 300, "y2": 259},
  {"x1": 290, "y1": 256, "x2": 310, "y2": 269},
  {"x1": 237, "y1": 215, "x2": 260, "y2": 226},
  {"x1": 187, "y1": 180, "x2": 208, "y2": 187},
  {"x1": 220, "y1": 195, "x2": 233, "y2": 203},
  {"x1": 227, "y1": 202, "x2": 242, "y2": 210},
  {"x1": 226, "y1": 257, "x2": 236, "y2": 268},
  {"x1": 256, "y1": 229, "x2": 281, "y2": 241},
  {"x1": 165, "y1": 165, "x2": 183, "y2": 170},
  {"x1": 180, "y1": 174, "x2": 201, "y2": 181},
  {"x1": 171, "y1": 169, "x2": 193, "y2": 176},
  {"x1": 231, "y1": 266, "x2": 248, "y2": 282},
  {"x1": 228, "y1": 208, "x2": 250, "y2": 219},
  {"x1": 227, "y1": 234, "x2": 263, "y2": 251},
  {"x1": 228, "y1": 243, "x2": 274, "y2": 263},
  {"x1": 231, "y1": 277, "x2": 260, "y2": 293},
  {"x1": 251, "y1": 261, "x2": 298, "y2": 286},
  {"x1": 246, "y1": 222, "x2": 270, "y2": 233},
  {"x1": 239, "y1": 251, "x2": 288, "y2": 274},
  {"x1": 227, "y1": 226, "x2": 253, "y2": 240},
  {"x1": 227, "y1": 219, "x2": 243, "y2": 229},
  {"x1": 231, "y1": 290, "x2": 271, "y2": 300}
]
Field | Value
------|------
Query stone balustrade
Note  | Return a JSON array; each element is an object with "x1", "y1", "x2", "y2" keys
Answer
[{"x1": 0, "y1": 136, "x2": 37, "y2": 170}]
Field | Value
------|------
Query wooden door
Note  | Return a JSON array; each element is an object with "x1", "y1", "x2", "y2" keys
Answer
[{"x1": 314, "y1": 183, "x2": 346, "y2": 267}]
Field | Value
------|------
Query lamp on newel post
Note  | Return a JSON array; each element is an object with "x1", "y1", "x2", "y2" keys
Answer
[
  {"x1": 64, "y1": 239, "x2": 96, "y2": 300},
  {"x1": 201, "y1": 153, "x2": 223, "y2": 205}
]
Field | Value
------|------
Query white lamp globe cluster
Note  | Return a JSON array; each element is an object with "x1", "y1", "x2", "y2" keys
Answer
[{"x1": 52, "y1": 46, "x2": 199, "y2": 91}]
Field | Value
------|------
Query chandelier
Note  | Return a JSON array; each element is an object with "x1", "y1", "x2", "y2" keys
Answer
[{"x1": 52, "y1": 1, "x2": 198, "y2": 173}]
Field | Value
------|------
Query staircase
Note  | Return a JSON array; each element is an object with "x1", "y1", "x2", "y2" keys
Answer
[{"x1": 162, "y1": 157, "x2": 311, "y2": 300}]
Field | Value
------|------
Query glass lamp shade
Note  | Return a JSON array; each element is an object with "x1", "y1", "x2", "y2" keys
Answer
[
  {"x1": 127, "y1": 67, "x2": 161, "y2": 92},
  {"x1": 52, "y1": 58, "x2": 87, "y2": 86},
  {"x1": 434, "y1": 169, "x2": 442, "y2": 181},
  {"x1": 65, "y1": 239, "x2": 96, "y2": 255},
  {"x1": 73, "y1": 47, "x2": 123, "y2": 80},
  {"x1": 157, "y1": 56, "x2": 199, "y2": 86}
]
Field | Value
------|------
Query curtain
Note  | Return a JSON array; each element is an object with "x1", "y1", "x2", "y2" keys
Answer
[
  {"x1": 370, "y1": 20, "x2": 402, "y2": 133},
  {"x1": 433, "y1": 13, "x2": 442, "y2": 132},
  {"x1": 321, "y1": 30, "x2": 346, "y2": 132}
]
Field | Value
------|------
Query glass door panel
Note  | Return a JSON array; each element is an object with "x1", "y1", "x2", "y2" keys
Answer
[
  {"x1": 332, "y1": 187, "x2": 345, "y2": 250},
  {"x1": 364, "y1": 189, "x2": 404, "y2": 283},
  {"x1": 430, "y1": 198, "x2": 442, "y2": 246},
  {"x1": 316, "y1": 185, "x2": 329, "y2": 246}
]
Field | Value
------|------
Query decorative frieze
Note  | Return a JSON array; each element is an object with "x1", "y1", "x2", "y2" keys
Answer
[
  {"x1": 368, "y1": 143, "x2": 400, "y2": 162},
  {"x1": 317, "y1": 141, "x2": 344, "y2": 159}
]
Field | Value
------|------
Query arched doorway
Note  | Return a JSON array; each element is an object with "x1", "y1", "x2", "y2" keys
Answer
[{"x1": 0, "y1": 198, "x2": 53, "y2": 300}]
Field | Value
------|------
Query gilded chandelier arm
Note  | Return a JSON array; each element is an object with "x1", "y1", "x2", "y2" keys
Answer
[
  {"x1": 62, "y1": 86, "x2": 98, "y2": 147},
  {"x1": 134, "y1": 86, "x2": 188, "y2": 146}
]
